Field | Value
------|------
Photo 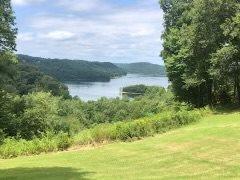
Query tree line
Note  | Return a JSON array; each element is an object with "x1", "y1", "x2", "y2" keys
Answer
[
  {"x1": 18, "y1": 54, "x2": 127, "y2": 83},
  {"x1": 160, "y1": 0, "x2": 240, "y2": 107},
  {"x1": 115, "y1": 62, "x2": 166, "y2": 76}
]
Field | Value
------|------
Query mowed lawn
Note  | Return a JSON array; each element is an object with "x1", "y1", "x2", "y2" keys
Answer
[{"x1": 1, "y1": 112, "x2": 240, "y2": 179}]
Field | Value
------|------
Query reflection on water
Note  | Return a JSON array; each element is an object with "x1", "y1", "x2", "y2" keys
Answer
[{"x1": 66, "y1": 74, "x2": 169, "y2": 101}]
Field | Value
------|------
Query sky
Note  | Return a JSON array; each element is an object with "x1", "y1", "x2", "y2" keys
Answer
[{"x1": 12, "y1": 0, "x2": 164, "y2": 64}]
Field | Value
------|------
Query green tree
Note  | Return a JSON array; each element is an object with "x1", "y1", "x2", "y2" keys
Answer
[
  {"x1": 0, "y1": 0, "x2": 17, "y2": 53},
  {"x1": 0, "y1": 90, "x2": 18, "y2": 137},
  {"x1": 211, "y1": 12, "x2": 240, "y2": 104},
  {"x1": 19, "y1": 92, "x2": 60, "y2": 139},
  {"x1": 0, "y1": 0, "x2": 17, "y2": 86},
  {"x1": 160, "y1": 0, "x2": 239, "y2": 106},
  {"x1": 0, "y1": 0, "x2": 17, "y2": 137}
]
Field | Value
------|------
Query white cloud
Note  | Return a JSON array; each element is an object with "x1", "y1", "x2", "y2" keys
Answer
[
  {"x1": 15, "y1": 0, "x2": 164, "y2": 64},
  {"x1": 31, "y1": 9, "x2": 162, "y2": 39},
  {"x1": 58, "y1": 0, "x2": 108, "y2": 12},
  {"x1": 12, "y1": 0, "x2": 45, "y2": 6},
  {"x1": 42, "y1": 31, "x2": 76, "y2": 41},
  {"x1": 17, "y1": 32, "x2": 34, "y2": 41}
]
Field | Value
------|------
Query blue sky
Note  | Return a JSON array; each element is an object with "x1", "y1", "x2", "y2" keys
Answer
[{"x1": 12, "y1": 0, "x2": 164, "y2": 64}]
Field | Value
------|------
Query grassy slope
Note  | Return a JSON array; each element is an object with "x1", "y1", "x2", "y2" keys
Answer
[{"x1": 1, "y1": 112, "x2": 240, "y2": 179}]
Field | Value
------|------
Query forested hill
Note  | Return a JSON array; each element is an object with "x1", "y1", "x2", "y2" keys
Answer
[
  {"x1": 115, "y1": 62, "x2": 166, "y2": 76},
  {"x1": 18, "y1": 55, "x2": 127, "y2": 83}
]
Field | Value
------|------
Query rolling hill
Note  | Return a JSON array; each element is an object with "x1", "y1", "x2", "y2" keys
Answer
[
  {"x1": 18, "y1": 55, "x2": 127, "y2": 83},
  {"x1": 115, "y1": 62, "x2": 166, "y2": 76}
]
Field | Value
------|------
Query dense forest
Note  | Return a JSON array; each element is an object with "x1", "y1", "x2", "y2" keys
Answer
[
  {"x1": 115, "y1": 62, "x2": 166, "y2": 76},
  {"x1": 18, "y1": 55, "x2": 127, "y2": 82},
  {"x1": 1, "y1": 60, "x2": 70, "y2": 98},
  {"x1": 160, "y1": 0, "x2": 240, "y2": 107}
]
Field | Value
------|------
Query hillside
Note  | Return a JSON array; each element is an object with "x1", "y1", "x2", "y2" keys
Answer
[
  {"x1": 18, "y1": 55, "x2": 127, "y2": 83},
  {"x1": 17, "y1": 62, "x2": 70, "y2": 97},
  {"x1": 1, "y1": 112, "x2": 239, "y2": 179},
  {"x1": 0, "y1": 60, "x2": 70, "y2": 98},
  {"x1": 115, "y1": 62, "x2": 166, "y2": 76}
]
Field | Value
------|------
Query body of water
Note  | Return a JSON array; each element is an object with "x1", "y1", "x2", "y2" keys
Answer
[{"x1": 66, "y1": 74, "x2": 169, "y2": 101}]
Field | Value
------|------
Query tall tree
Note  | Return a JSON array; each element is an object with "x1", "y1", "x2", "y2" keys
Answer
[
  {"x1": 160, "y1": 0, "x2": 239, "y2": 106},
  {"x1": 0, "y1": 0, "x2": 18, "y2": 136},
  {"x1": 0, "y1": 0, "x2": 17, "y2": 86},
  {"x1": 160, "y1": 0, "x2": 194, "y2": 104},
  {"x1": 0, "y1": 0, "x2": 17, "y2": 53},
  {"x1": 211, "y1": 11, "x2": 240, "y2": 104}
]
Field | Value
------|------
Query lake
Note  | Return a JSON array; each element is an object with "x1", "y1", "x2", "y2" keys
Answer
[{"x1": 66, "y1": 74, "x2": 169, "y2": 101}]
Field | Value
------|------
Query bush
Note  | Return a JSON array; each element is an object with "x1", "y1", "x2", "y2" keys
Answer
[
  {"x1": 17, "y1": 92, "x2": 81, "y2": 139},
  {"x1": 18, "y1": 92, "x2": 60, "y2": 139},
  {"x1": 115, "y1": 119, "x2": 154, "y2": 141},
  {"x1": 79, "y1": 86, "x2": 175, "y2": 126},
  {"x1": 74, "y1": 110, "x2": 201, "y2": 145},
  {"x1": 0, "y1": 90, "x2": 18, "y2": 137},
  {"x1": 1, "y1": 86, "x2": 177, "y2": 141},
  {"x1": 55, "y1": 132, "x2": 73, "y2": 150}
]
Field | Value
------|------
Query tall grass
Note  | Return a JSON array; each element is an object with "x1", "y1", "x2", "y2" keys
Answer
[
  {"x1": 0, "y1": 132, "x2": 72, "y2": 159},
  {"x1": 73, "y1": 110, "x2": 202, "y2": 145}
]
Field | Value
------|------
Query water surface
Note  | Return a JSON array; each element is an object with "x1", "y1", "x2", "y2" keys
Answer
[{"x1": 66, "y1": 74, "x2": 169, "y2": 101}]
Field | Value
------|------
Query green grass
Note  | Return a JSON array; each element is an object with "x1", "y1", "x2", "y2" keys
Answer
[{"x1": 1, "y1": 112, "x2": 240, "y2": 179}]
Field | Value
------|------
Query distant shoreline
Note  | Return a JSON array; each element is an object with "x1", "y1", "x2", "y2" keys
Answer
[{"x1": 64, "y1": 74, "x2": 168, "y2": 84}]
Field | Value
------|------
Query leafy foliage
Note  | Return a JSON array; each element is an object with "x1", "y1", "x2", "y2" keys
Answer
[
  {"x1": 15, "y1": 62, "x2": 70, "y2": 98},
  {"x1": 74, "y1": 110, "x2": 201, "y2": 145},
  {"x1": 0, "y1": 0, "x2": 17, "y2": 53},
  {"x1": 0, "y1": 90, "x2": 18, "y2": 137},
  {"x1": 122, "y1": 84, "x2": 167, "y2": 98},
  {"x1": 123, "y1": 84, "x2": 148, "y2": 93},
  {"x1": 0, "y1": 0, "x2": 18, "y2": 87},
  {"x1": 160, "y1": 0, "x2": 240, "y2": 106},
  {"x1": 0, "y1": 86, "x2": 175, "y2": 140}
]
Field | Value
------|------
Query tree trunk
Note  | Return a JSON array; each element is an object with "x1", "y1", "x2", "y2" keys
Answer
[
  {"x1": 234, "y1": 75, "x2": 237, "y2": 99},
  {"x1": 208, "y1": 81, "x2": 213, "y2": 106},
  {"x1": 236, "y1": 75, "x2": 240, "y2": 105}
]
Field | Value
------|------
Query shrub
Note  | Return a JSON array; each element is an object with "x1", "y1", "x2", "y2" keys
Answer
[
  {"x1": 18, "y1": 92, "x2": 81, "y2": 139},
  {"x1": 74, "y1": 110, "x2": 201, "y2": 145},
  {"x1": 0, "y1": 90, "x2": 18, "y2": 137},
  {"x1": 18, "y1": 92, "x2": 60, "y2": 139},
  {"x1": 55, "y1": 132, "x2": 73, "y2": 150}
]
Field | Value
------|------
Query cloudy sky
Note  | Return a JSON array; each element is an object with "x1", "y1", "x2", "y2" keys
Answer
[{"x1": 12, "y1": 0, "x2": 164, "y2": 64}]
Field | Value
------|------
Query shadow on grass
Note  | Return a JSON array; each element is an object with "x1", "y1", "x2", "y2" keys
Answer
[
  {"x1": 0, "y1": 167, "x2": 94, "y2": 180},
  {"x1": 210, "y1": 104, "x2": 240, "y2": 115}
]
